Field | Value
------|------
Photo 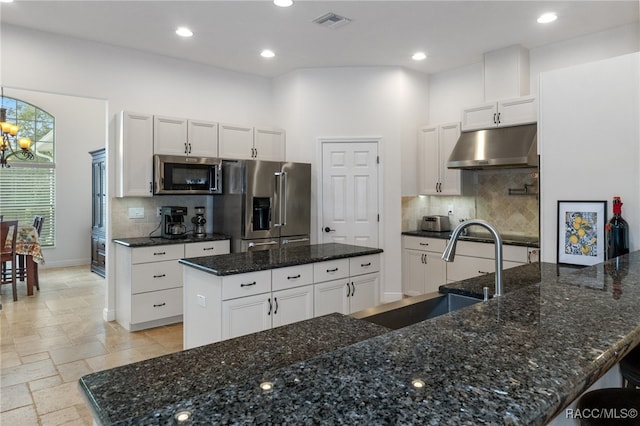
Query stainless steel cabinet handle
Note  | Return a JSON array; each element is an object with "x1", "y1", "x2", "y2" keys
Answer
[
  {"x1": 493, "y1": 112, "x2": 497, "y2": 124},
  {"x1": 496, "y1": 112, "x2": 501, "y2": 124},
  {"x1": 287, "y1": 274, "x2": 301, "y2": 279},
  {"x1": 248, "y1": 241, "x2": 278, "y2": 248},
  {"x1": 153, "y1": 303, "x2": 166, "y2": 308},
  {"x1": 326, "y1": 268, "x2": 339, "y2": 273},
  {"x1": 240, "y1": 281, "x2": 257, "y2": 287},
  {"x1": 153, "y1": 274, "x2": 166, "y2": 278},
  {"x1": 188, "y1": 143, "x2": 192, "y2": 154},
  {"x1": 184, "y1": 143, "x2": 188, "y2": 154}
]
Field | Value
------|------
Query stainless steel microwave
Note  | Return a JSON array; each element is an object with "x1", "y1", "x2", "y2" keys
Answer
[{"x1": 153, "y1": 155, "x2": 222, "y2": 195}]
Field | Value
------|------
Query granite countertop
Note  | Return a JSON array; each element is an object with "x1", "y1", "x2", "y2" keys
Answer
[
  {"x1": 402, "y1": 229, "x2": 540, "y2": 248},
  {"x1": 113, "y1": 233, "x2": 230, "y2": 247},
  {"x1": 178, "y1": 242, "x2": 384, "y2": 276},
  {"x1": 79, "y1": 254, "x2": 640, "y2": 425}
]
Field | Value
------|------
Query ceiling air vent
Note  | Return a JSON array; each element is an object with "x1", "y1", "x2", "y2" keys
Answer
[{"x1": 312, "y1": 12, "x2": 352, "y2": 29}]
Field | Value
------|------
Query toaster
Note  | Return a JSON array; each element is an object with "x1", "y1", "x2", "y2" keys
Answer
[{"x1": 421, "y1": 215, "x2": 451, "y2": 232}]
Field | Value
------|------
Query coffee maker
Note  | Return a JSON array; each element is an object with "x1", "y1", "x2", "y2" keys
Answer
[
  {"x1": 161, "y1": 206, "x2": 188, "y2": 239},
  {"x1": 191, "y1": 206, "x2": 206, "y2": 238}
]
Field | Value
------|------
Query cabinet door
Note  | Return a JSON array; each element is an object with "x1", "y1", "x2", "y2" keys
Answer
[
  {"x1": 131, "y1": 287, "x2": 183, "y2": 324},
  {"x1": 222, "y1": 293, "x2": 271, "y2": 340},
  {"x1": 402, "y1": 249, "x2": 426, "y2": 297},
  {"x1": 424, "y1": 252, "x2": 447, "y2": 293},
  {"x1": 438, "y1": 122, "x2": 462, "y2": 195},
  {"x1": 154, "y1": 115, "x2": 188, "y2": 155},
  {"x1": 497, "y1": 96, "x2": 537, "y2": 127},
  {"x1": 254, "y1": 127, "x2": 285, "y2": 161},
  {"x1": 461, "y1": 102, "x2": 498, "y2": 131},
  {"x1": 349, "y1": 272, "x2": 379, "y2": 313},
  {"x1": 188, "y1": 119, "x2": 218, "y2": 157},
  {"x1": 271, "y1": 285, "x2": 314, "y2": 328},
  {"x1": 417, "y1": 126, "x2": 440, "y2": 195},
  {"x1": 116, "y1": 111, "x2": 154, "y2": 197},
  {"x1": 218, "y1": 123, "x2": 254, "y2": 160},
  {"x1": 314, "y1": 279, "x2": 349, "y2": 316}
]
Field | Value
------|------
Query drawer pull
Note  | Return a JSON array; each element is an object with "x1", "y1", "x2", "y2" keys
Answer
[
  {"x1": 287, "y1": 274, "x2": 301, "y2": 279},
  {"x1": 361, "y1": 262, "x2": 371, "y2": 267},
  {"x1": 202, "y1": 247, "x2": 215, "y2": 251},
  {"x1": 326, "y1": 268, "x2": 339, "y2": 273},
  {"x1": 419, "y1": 242, "x2": 429, "y2": 246},
  {"x1": 478, "y1": 270, "x2": 490, "y2": 275},
  {"x1": 241, "y1": 281, "x2": 257, "y2": 287},
  {"x1": 153, "y1": 251, "x2": 166, "y2": 256},
  {"x1": 153, "y1": 302, "x2": 166, "y2": 308},
  {"x1": 153, "y1": 274, "x2": 166, "y2": 278},
  {"x1": 273, "y1": 297, "x2": 279, "y2": 315}
]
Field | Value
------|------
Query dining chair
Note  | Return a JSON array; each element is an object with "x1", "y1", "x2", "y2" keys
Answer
[
  {"x1": 1, "y1": 220, "x2": 19, "y2": 301},
  {"x1": 16, "y1": 216, "x2": 44, "y2": 290}
]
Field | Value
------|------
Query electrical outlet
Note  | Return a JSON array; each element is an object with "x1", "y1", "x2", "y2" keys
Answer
[
  {"x1": 197, "y1": 294, "x2": 206, "y2": 307},
  {"x1": 447, "y1": 204, "x2": 454, "y2": 214},
  {"x1": 157, "y1": 207, "x2": 162, "y2": 217},
  {"x1": 128, "y1": 207, "x2": 144, "y2": 219}
]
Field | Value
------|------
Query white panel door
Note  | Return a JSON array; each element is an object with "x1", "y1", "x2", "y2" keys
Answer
[
  {"x1": 154, "y1": 115, "x2": 188, "y2": 155},
  {"x1": 254, "y1": 127, "x2": 285, "y2": 161},
  {"x1": 221, "y1": 293, "x2": 271, "y2": 340},
  {"x1": 271, "y1": 285, "x2": 314, "y2": 328},
  {"x1": 321, "y1": 142, "x2": 379, "y2": 247},
  {"x1": 218, "y1": 123, "x2": 254, "y2": 160},
  {"x1": 417, "y1": 126, "x2": 440, "y2": 195},
  {"x1": 188, "y1": 119, "x2": 218, "y2": 157}
]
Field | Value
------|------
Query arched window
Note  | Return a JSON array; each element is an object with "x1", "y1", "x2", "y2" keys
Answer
[{"x1": 0, "y1": 97, "x2": 55, "y2": 246}]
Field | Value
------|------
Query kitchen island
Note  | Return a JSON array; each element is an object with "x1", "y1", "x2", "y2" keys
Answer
[{"x1": 79, "y1": 252, "x2": 640, "y2": 425}]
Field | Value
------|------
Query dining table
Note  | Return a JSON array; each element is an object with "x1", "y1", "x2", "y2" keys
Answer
[{"x1": 4, "y1": 224, "x2": 45, "y2": 296}]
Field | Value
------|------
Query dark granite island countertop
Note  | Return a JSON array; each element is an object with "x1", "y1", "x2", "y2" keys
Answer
[
  {"x1": 80, "y1": 254, "x2": 640, "y2": 425},
  {"x1": 178, "y1": 242, "x2": 383, "y2": 276}
]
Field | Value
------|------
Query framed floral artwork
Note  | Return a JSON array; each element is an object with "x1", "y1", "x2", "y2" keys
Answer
[{"x1": 557, "y1": 201, "x2": 607, "y2": 266}]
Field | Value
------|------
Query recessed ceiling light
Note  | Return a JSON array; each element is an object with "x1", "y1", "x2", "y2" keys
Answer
[
  {"x1": 537, "y1": 13, "x2": 557, "y2": 24},
  {"x1": 175, "y1": 27, "x2": 193, "y2": 37},
  {"x1": 261, "y1": 49, "x2": 275, "y2": 58},
  {"x1": 412, "y1": 52, "x2": 427, "y2": 61},
  {"x1": 274, "y1": 0, "x2": 293, "y2": 7}
]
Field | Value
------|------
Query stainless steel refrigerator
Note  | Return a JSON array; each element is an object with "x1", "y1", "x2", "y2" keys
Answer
[{"x1": 213, "y1": 159, "x2": 311, "y2": 252}]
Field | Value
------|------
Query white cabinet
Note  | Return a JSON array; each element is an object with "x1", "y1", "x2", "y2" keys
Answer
[
  {"x1": 116, "y1": 241, "x2": 230, "y2": 331},
  {"x1": 222, "y1": 265, "x2": 314, "y2": 340},
  {"x1": 445, "y1": 240, "x2": 528, "y2": 283},
  {"x1": 417, "y1": 122, "x2": 465, "y2": 195},
  {"x1": 184, "y1": 240, "x2": 230, "y2": 258},
  {"x1": 313, "y1": 255, "x2": 380, "y2": 316},
  {"x1": 219, "y1": 123, "x2": 285, "y2": 161},
  {"x1": 461, "y1": 95, "x2": 537, "y2": 131},
  {"x1": 402, "y1": 236, "x2": 447, "y2": 297},
  {"x1": 115, "y1": 111, "x2": 154, "y2": 197},
  {"x1": 153, "y1": 115, "x2": 219, "y2": 157}
]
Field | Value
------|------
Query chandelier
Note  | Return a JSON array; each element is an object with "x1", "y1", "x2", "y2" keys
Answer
[{"x1": 1, "y1": 88, "x2": 34, "y2": 168}]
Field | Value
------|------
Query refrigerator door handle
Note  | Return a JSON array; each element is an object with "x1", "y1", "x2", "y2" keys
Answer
[
  {"x1": 280, "y1": 171, "x2": 287, "y2": 226},
  {"x1": 248, "y1": 240, "x2": 279, "y2": 248},
  {"x1": 274, "y1": 171, "x2": 286, "y2": 227}
]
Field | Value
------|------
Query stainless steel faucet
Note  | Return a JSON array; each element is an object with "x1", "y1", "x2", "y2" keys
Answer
[{"x1": 441, "y1": 219, "x2": 504, "y2": 297}]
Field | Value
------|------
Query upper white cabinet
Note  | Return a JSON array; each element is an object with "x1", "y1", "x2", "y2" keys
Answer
[
  {"x1": 219, "y1": 123, "x2": 285, "y2": 161},
  {"x1": 254, "y1": 127, "x2": 286, "y2": 161},
  {"x1": 154, "y1": 115, "x2": 218, "y2": 157},
  {"x1": 417, "y1": 122, "x2": 465, "y2": 195},
  {"x1": 461, "y1": 95, "x2": 537, "y2": 131},
  {"x1": 115, "y1": 111, "x2": 154, "y2": 198}
]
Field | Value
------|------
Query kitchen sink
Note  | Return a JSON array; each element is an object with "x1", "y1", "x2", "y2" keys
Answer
[{"x1": 351, "y1": 292, "x2": 481, "y2": 330}]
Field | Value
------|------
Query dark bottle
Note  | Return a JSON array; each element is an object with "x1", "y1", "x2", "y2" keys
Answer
[{"x1": 606, "y1": 196, "x2": 629, "y2": 259}]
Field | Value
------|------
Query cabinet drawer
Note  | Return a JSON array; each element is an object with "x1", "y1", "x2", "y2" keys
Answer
[
  {"x1": 313, "y1": 259, "x2": 349, "y2": 283},
  {"x1": 131, "y1": 261, "x2": 182, "y2": 293},
  {"x1": 131, "y1": 244, "x2": 184, "y2": 264},
  {"x1": 349, "y1": 254, "x2": 380, "y2": 276},
  {"x1": 185, "y1": 240, "x2": 230, "y2": 258},
  {"x1": 131, "y1": 287, "x2": 182, "y2": 324},
  {"x1": 403, "y1": 236, "x2": 446, "y2": 252},
  {"x1": 446, "y1": 256, "x2": 523, "y2": 282},
  {"x1": 455, "y1": 241, "x2": 528, "y2": 262},
  {"x1": 272, "y1": 264, "x2": 313, "y2": 291},
  {"x1": 222, "y1": 270, "x2": 271, "y2": 300}
]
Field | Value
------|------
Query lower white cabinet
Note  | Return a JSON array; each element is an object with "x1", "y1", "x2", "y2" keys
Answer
[
  {"x1": 445, "y1": 240, "x2": 529, "y2": 283},
  {"x1": 402, "y1": 236, "x2": 447, "y2": 297},
  {"x1": 115, "y1": 240, "x2": 230, "y2": 331},
  {"x1": 184, "y1": 253, "x2": 381, "y2": 349}
]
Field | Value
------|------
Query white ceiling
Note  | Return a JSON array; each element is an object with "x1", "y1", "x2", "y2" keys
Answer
[{"x1": 1, "y1": 1, "x2": 638, "y2": 78}]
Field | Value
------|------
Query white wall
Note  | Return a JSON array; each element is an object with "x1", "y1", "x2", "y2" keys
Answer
[
  {"x1": 539, "y1": 53, "x2": 640, "y2": 262},
  {"x1": 273, "y1": 67, "x2": 430, "y2": 301},
  {"x1": 4, "y1": 88, "x2": 107, "y2": 268}
]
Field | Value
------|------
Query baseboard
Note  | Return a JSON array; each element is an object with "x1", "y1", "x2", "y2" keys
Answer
[
  {"x1": 39, "y1": 259, "x2": 90, "y2": 269},
  {"x1": 103, "y1": 308, "x2": 116, "y2": 322}
]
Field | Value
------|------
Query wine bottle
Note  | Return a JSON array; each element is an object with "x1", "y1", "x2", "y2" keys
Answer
[{"x1": 606, "y1": 196, "x2": 629, "y2": 259}]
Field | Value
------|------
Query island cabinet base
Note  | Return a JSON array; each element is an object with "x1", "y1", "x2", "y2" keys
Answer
[{"x1": 183, "y1": 253, "x2": 381, "y2": 350}]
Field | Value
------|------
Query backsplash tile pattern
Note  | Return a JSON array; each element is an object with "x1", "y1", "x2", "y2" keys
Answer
[
  {"x1": 402, "y1": 169, "x2": 539, "y2": 238},
  {"x1": 111, "y1": 196, "x2": 214, "y2": 238}
]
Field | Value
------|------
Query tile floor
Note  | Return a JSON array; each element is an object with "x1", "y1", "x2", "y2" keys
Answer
[{"x1": 0, "y1": 265, "x2": 183, "y2": 425}]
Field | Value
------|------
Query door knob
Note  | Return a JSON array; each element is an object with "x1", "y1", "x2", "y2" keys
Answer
[{"x1": 324, "y1": 227, "x2": 336, "y2": 233}]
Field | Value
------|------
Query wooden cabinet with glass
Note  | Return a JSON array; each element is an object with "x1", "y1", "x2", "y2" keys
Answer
[{"x1": 90, "y1": 148, "x2": 106, "y2": 277}]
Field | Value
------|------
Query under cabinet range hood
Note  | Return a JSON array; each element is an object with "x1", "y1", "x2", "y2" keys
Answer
[{"x1": 447, "y1": 124, "x2": 538, "y2": 169}]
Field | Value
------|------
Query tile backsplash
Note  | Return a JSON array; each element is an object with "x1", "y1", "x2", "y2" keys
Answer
[{"x1": 402, "y1": 168, "x2": 539, "y2": 238}]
